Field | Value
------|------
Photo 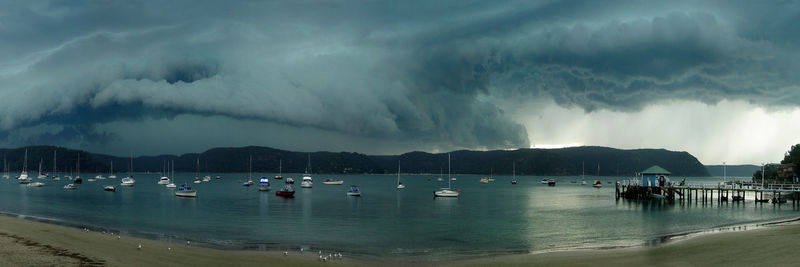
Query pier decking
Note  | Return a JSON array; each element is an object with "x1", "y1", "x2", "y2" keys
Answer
[{"x1": 616, "y1": 181, "x2": 800, "y2": 205}]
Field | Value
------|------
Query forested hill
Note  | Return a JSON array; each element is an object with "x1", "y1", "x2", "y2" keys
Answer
[
  {"x1": 0, "y1": 145, "x2": 709, "y2": 176},
  {"x1": 372, "y1": 146, "x2": 709, "y2": 176}
]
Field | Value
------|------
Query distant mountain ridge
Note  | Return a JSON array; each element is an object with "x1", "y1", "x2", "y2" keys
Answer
[{"x1": 0, "y1": 145, "x2": 710, "y2": 176}]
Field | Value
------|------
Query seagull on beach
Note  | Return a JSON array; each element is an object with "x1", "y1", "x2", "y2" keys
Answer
[
  {"x1": 117, "y1": 235, "x2": 121, "y2": 239},
  {"x1": 186, "y1": 241, "x2": 191, "y2": 246},
  {"x1": 137, "y1": 244, "x2": 142, "y2": 250},
  {"x1": 283, "y1": 251, "x2": 288, "y2": 256},
  {"x1": 300, "y1": 248, "x2": 304, "y2": 254}
]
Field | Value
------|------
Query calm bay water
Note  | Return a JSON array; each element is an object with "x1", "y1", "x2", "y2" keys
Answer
[{"x1": 0, "y1": 174, "x2": 797, "y2": 260}]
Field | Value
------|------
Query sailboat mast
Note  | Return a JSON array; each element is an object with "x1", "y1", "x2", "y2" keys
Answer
[
  {"x1": 129, "y1": 153, "x2": 133, "y2": 177},
  {"x1": 397, "y1": 160, "x2": 400, "y2": 185},
  {"x1": 197, "y1": 157, "x2": 200, "y2": 179},
  {"x1": 53, "y1": 150, "x2": 57, "y2": 175},
  {"x1": 279, "y1": 159, "x2": 282, "y2": 176},
  {"x1": 448, "y1": 153, "x2": 451, "y2": 189}
]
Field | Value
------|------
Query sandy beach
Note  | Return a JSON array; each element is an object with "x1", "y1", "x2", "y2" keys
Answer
[
  {"x1": 452, "y1": 221, "x2": 800, "y2": 266},
  {"x1": 0, "y1": 215, "x2": 366, "y2": 266},
  {"x1": 3, "y1": 215, "x2": 800, "y2": 266}
]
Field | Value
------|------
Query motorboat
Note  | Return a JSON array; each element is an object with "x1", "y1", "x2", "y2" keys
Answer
[
  {"x1": 480, "y1": 177, "x2": 489, "y2": 183},
  {"x1": 103, "y1": 185, "x2": 115, "y2": 191},
  {"x1": 286, "y1": 177, "x2": 295, "y2": 184},
  {"x1": 202, "y1": 175, "x2": 211, "y2": 182},
  {"x1": 27, "y1": 181, "x2": 44, "y2": 187},
  {"x1": 276, "y1": 184, "x2": 295, "y2": 197},
  {"x1": 347, "y1": 185, "x2": 361, "y2": 196},
  {"x1": 158, "y1": 176, "x2": 171, "y2": 185},
  {"x1": 120, "y1": 177, "x2": 135, "y2": 186},
  {"x1": 301, "y1": 175, "x2": 313, "y2": 188},
  {"x1": 300, "y1": 154, "x2": 313, "y2": 188},
  {"x1": 87, "y1": 178, "x2": 96, "y2": 182},
  {"x1": 592, "y1": 180, "x2": 602, "y2": 188},
  {"x1": 63, "y1": 184, "x2": 78, "y2": 189},
  {"x1": 547, "y1": 179, "x2": 556, "y2": 186},
  {"x1": 193, "y1": 178, "x2": 202, "y2": 184},
  {"x1": 175, "y1": 183, "x2": 197, "y2": 197},
  {"x1": 323, "y1": 178, "x2": 344, "y2": 185},
  {"x1": 437, "y1": 178, "x2": 444, "y2": 182},
  {"x1": 540, "y1": 179, "x2": 549, "y2": 184},
  {"x1": 434, "y1": 154, "x2": 459, "y2": 198},
  {"x1": 166, "y1": 183, "x2": 176, "y2": 188},
  {"x1": 258, "y1": 177, "x2": 271, "y2": 191}
]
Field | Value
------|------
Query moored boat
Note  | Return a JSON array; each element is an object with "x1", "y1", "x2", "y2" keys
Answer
[
  {"x1": 103, "y1": 185, "x2": 115, "y2": 191},
  {"x1": 547, "y1": 179, "x2": 556, "y2": 186},
  {"x1": 592, "y1": 180, "x2": 602, "y2": 188},
  {"x1": 434, "y1": 154, "x2": 460, "y2": 197},
  {"x1": 286, "y1": 177, "x2": 295, "y2": 184},
  {"x1": 175, "y1": 183, "x2": 197, "y2": 197},
  {"x1": 323, "y1": 178, "x2": 344, "y2": 185},
  {"x1": 63, "y1": 184, "x2": 78, "y2": 189},
  {"x1": 258, "y1": 177, "x2": 271, "y2": 191},
  {"x1": 347, "y1": 185, "x2": 361, "y2": 196},
  {"x1": 276, "y1": 184, "x2": 295, "y2": 197}
]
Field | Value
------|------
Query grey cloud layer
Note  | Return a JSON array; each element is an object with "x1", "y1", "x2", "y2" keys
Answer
[{"x1": 0, "y1": 1, "x2": 797, "y2": 152}]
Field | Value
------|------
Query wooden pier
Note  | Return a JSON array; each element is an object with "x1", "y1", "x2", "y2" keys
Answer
[{"x1": 616, "y1": 181, "x2": 800, "y2": 205}]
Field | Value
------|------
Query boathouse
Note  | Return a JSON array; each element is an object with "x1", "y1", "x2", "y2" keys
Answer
[{"x1": 641, "y1": 165, "x2": 671, "y2": 187}]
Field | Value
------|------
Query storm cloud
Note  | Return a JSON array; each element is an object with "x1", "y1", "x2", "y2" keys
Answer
[{"x1": 0, "y1": 1, "x2": 798, "y2": 156}]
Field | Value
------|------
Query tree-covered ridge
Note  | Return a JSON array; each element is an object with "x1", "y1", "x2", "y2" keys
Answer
[{"x1": 0, "y1": 145, "x2": 710, "y2": 176}]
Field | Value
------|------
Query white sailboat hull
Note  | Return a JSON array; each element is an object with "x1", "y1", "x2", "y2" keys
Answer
[{"x1": 434, "y1": 189, "x2": 459, "y2": 197}]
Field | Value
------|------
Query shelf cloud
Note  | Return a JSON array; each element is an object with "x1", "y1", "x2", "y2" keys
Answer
[{"x1": 1, "y1": 1, "x2": 798, "y2": 159}]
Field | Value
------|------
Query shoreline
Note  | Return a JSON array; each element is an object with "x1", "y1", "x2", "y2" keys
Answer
[{"x1": 3, "y1": 212, "x2": 800, "y2": 266}]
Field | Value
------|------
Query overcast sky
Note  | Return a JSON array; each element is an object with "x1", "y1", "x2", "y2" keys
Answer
[{"x1": 1, "y1": 1, "x2": 799, "y2": 164}]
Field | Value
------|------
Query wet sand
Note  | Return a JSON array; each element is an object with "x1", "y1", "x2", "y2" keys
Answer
[
  {"x1": 3, "y1": 214, "x2": 800, "y2": 266},
  {"x1": 0, "y1": 216, "x2": 364, "y2": 266},
  {"x1": 451, "y1": 221, "x2": 800, "y2": 266}
]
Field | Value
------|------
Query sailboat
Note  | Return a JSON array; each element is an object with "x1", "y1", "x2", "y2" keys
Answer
[
  {"x1": 37, "y1": 159, "x2": 47, "y2": 179},
  {"x1": 158, "y1": 161, "x2": 171, "y2": 185},
  {"x1": 73, "y1": 152, "x2": 82, "y2": 184},
  {"x1": 397, "y1": 161, "x2": 405, "y2": 189},
  {"x1": 202, "y1": 161, "x2": 211, "y2": 182},
  {"x1": 274, "y1": 159, "x2": 283, "y2": 180},
  {"x1": 2, "y1": 155, "x2": 8, "y2": 179},
  {"x1": 511, "y1": 163, "x2": 518, "y2": 184},
  {"x1": 108, "y1": 161, "x2": 117, "y2": 179},
  {"x1": 29, "y1": 155, "x2": 45, "y2": 187},
  {"x1": 301, "y1": 153, "x2": 313, "y2": 188},
  {"x1": 18, "y1": 149, "x2": 30, "y2": 184},
  {"x1": 580, "y1": 161, "x2": 586, "y2": 185},
  {"x1": 194, "y1": 157, "x2": 202, "y2": 184},
  {"x1": 243, "y1": 156, "x2": 253, "y2": 187},
  {"x1": 52, "y1": 151, "x2": 60, "y2": 181},
  {"x1": 166, "y1": 160, "x2": 176, "y2": 188},
  {"x1": 120, "y1": 153, "x2": 135, "y2": 186},
  {"x1": 434, "y1": 153, "x2": 459, "y2": 197},
  {"x1": 593, "y1": 164, "x2": 602, "y2": 188}
]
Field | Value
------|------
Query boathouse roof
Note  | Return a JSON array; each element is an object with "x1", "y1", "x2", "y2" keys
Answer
[{"x1": 641, "y1": 165, "x2": 671, "y2": 175}]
